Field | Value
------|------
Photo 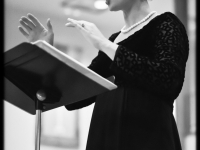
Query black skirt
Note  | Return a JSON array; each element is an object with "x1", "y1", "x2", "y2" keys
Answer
[{"x1": 85, "y1": 87, "x2": 182, "y2": 150}]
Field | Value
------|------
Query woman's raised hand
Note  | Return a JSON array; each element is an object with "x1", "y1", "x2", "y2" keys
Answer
[
  {"x1": 65, "y1": 18, "x2": 108, "y2": 50},
  {"x1": 18, "y1": 13, "x2": 54, "y2": 45}
]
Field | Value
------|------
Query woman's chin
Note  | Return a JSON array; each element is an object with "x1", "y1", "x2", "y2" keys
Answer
[
  {"x1": 109, "y1": 8, "x2": 120, "y2": 12},
  {"x1": 107, "y1": 4, "x2": 119, "y2": 11}
]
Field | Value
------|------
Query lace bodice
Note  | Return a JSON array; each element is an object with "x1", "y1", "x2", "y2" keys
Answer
[{"x1": 89, "y1": 12, "x2": 189, "y2": 100}]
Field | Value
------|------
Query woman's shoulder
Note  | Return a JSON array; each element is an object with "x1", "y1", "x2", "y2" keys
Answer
[
  {"x1": 151, "y1": 12, "x2": 186, "y2": 31},
  {"x1": 156, "y1": 11, "x2": 179, "y2": 20}
]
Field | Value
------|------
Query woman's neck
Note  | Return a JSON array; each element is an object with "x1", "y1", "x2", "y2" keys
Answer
[{"x1": 122, "y1": 0, "x2": 152, "y2": 28}]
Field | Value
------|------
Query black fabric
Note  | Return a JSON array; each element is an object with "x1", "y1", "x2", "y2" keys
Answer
[{"x1": 65, "y1": 12, "x2": 189, "y2": 150}]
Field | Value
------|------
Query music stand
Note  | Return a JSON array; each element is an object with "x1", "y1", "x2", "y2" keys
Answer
[{"x1": 4, "y1": 40, "x2": 117, "y2": 150}]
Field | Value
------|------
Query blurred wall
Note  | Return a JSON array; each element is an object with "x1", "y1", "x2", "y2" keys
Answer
[{"x1": 174, "y1": 0, "x2": 196, "y2": 150}]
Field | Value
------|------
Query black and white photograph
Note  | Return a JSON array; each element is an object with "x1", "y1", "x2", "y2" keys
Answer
[{"x1": 4, "y1": 0, "x2": 197, "y2": 150}]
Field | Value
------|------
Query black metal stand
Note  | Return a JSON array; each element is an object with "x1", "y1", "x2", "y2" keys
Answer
[{"x1": 35, "y1": 90, "x2": 46, "y2": 150}]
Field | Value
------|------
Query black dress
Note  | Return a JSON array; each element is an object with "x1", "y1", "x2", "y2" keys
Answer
[{"x1": 65, "y1": 12, "x2": 189, "y2": 150}]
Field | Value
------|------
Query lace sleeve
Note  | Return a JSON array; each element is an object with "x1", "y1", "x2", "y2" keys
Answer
[
  {"x1": 110, "y1": 14, "x2": 189, "y2": 98},
  {"x1": 88, "y1": 50, "x2": 114, "y2": 78}
]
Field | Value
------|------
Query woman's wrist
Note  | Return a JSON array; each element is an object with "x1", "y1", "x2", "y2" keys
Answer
[{"x1": 100, "y1": 40, "x2": 119, "y2": 60}]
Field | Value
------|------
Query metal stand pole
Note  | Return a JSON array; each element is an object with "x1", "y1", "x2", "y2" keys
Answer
[
  {"x1": 35, "y1": 109, "x2": 42, "y2": 150},
  {"x1": 35, "y1": 90, "x2": 46, "y2": 150}
]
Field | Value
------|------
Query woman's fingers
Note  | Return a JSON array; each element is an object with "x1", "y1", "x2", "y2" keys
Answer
[
  {"x1": 67, "y1": 18, "x2": 79, "y2": 24},
  {"x1": 19, "y1": 19, "x2": 32, "y2": 32},
  {"x1": 18, "y1": 26, "x2": 29, "y2": 38},
  {"x1": 65, "y1": 22, "x2": 76, "y2": 27},
  {"x1": 67, "y1": 18, "x2": 83, "y2": 27},
  {"x1": 21, "y1": 17, "x2": 35, "y2": 29},
  {"x1": 66, "y1": 18, "x2": 87, "y2": 31},
  {"x1": 47, "y1": 18, "x2": 53, "y2": 32},
  {"x1": 27, "y1": 13, "x2": 43, "y2": 27}
]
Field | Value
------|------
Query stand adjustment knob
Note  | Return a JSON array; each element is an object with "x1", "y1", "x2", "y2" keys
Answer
[{"x1": 36, "y1": 90, "x2": 46, "y2": 101}]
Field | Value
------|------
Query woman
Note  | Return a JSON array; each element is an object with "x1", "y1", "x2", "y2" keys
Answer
[{"x1": 18, "y1": 0, "x2": 189, "y2": 149}]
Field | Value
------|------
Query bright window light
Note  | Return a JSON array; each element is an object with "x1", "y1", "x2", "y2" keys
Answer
[{"x1": 94, "y1": 0, "x2": 108, "y2": 9}]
